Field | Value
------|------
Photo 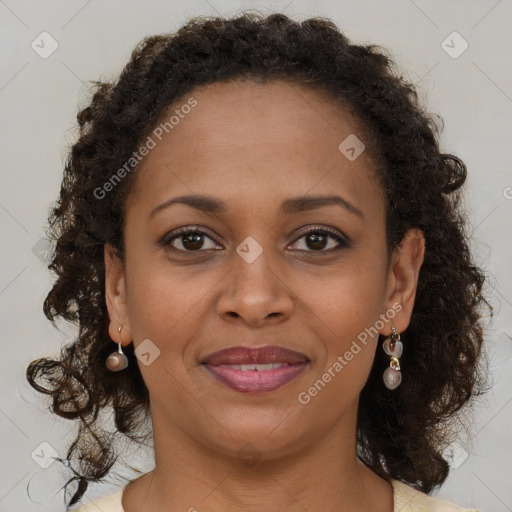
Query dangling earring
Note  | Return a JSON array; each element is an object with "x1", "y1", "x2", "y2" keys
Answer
[
  {"x1": 106, "y1": 326, "x2": 129, "y2": 372},
  {"x1": 382, "y1": 326, "x2": 403, "y2": 390}
]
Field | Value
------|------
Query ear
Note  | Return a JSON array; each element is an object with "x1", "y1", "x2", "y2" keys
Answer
[
  {"x1": 380, "y1": 228, "x2": 425, "y2": 336},
  {"x1": 104, "y1": 243, "x2": 132, "y2": 346}
]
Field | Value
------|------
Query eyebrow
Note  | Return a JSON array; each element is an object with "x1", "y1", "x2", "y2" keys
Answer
[{"x1": 149, "y1": 193, "x2": 363, "y2": 219}]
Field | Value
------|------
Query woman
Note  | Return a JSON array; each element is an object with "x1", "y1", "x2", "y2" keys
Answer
[{"x1": 26, "y1": 11, "x2": 489, "y2": 512}]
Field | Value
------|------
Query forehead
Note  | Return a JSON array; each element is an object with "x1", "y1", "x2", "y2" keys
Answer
[
  {"x1": 164, "y1": 78, "x2": 362, "y2": 159},
  {"x1": 127, "y1": 78, "x2": 382, "y2": 219}
]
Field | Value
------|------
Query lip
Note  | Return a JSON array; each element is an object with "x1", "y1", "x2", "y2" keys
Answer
[
  {"x1": 203, "y1": 362, "x2": 308, "y2": 393},
  {"x1": 201, "y1": 345, "x2": 310, "y2": 393},
  {"x1": 201, "y1": 345, "x2": 309, "y2": 365}
]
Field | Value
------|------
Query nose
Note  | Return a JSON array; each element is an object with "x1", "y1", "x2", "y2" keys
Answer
[{"x1": 217, "y1": 248, "x2": 294, "y2": 327}]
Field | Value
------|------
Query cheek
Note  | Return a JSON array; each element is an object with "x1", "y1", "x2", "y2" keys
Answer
[
  {"x1": 305, "y1": 251, "x2": 388, "y2": 333},
  {"x1": 297, "y1": 248, "x2": 388, "y2": 382},
  {"x1": 123, "y1": 261, "x2": 210, "y2": 397},
  {"x1": 295, "y1": 266, "x2": 385, "y2": 416},
  {"x1": 124, "y1": 255, "x2": 204, "y2": 346},
  {"x1": 124, "y1": 252, "x2": 228, "y2": 369}
]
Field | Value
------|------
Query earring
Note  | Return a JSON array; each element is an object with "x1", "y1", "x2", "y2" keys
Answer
[
  {"x1": 106, "y1": 326, "x2": 129, "y2": 372},
  {"x1": 382, "y1": 326, "x2": 403, "y2": 390}
]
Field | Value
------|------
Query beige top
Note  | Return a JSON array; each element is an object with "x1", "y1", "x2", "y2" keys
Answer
[{"x1": 73, "y1": 478, "x2": 480, "y2": 511}]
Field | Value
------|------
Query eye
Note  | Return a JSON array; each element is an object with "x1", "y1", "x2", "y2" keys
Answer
[
  {"x1": 288, "y1": 226, "x2": 350, "y2": 252},
  {"x1": 159, "y1": 225, "x2": 350, "y2": 254},
  {"x1": 160, "y1": 226, "x2": 222, "y2": 252}
]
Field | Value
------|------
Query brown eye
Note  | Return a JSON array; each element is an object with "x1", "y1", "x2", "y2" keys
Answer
[
  {"x1": 160, "y1": 225, "x2": 350, "y2": 254},
  {"x1": 289, "y1": 227, "x2": 350, "y2": 252},
  {"x1": 161, "y1": 227, "x2": 221, "y2": 252}
]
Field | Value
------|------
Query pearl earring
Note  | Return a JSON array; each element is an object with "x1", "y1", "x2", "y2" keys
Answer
[
  {"x1": 106, "y1": 326, "x2": 129, "y2": 372},
  {"x1": 382, "y1": 327, "x2": 403, "y2": 390}
]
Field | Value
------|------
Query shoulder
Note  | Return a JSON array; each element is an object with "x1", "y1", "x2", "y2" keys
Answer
[
  {"x1": 71, "y1": 489, "x2": 124, "y2": 512},
  {"x1": 391, "y1": 479, "x2": 480, "y2": 512},
  {"x1": 71, "y1": 478, "x2": 480, "y2": 512}
]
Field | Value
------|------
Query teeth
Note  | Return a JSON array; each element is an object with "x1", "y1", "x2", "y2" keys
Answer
[{"x1": 217, "y1": 363, "x2": 290, "y2": 371}]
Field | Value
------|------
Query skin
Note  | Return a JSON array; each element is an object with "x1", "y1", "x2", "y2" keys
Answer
[{"x1": 104, "y1": 78, "x2": 425, "y2": 512}]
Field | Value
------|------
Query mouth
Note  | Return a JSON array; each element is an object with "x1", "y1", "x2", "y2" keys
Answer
[{"x1": 200, "y1": 345, "x2": 310, "y2": 393}]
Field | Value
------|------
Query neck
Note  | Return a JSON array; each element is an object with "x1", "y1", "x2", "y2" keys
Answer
[{"x1": 122, "y1": 400, "x2": 393, "y2": 512}]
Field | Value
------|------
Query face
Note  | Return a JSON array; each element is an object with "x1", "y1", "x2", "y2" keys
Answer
[{"x1": 105, "y1": 78, "x2": 424, "y2": 462}]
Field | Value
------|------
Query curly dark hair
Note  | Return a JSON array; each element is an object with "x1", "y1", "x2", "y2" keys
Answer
[{"x1": 26, "y1": 11, "x2": 491, "y2": 509}]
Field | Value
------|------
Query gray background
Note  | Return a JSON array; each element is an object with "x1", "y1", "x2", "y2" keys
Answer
[{"x1": 1, "y1": 0, "x2": 511, "y2": 511}]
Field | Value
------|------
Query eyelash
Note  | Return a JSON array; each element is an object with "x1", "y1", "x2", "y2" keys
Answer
[{"x1": 159, "y1": 225, "x2": 350, "y2": 254}]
